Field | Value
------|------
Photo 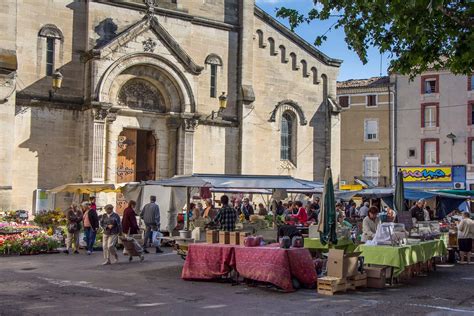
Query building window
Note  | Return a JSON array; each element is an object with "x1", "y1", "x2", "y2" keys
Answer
[
  {"x1": 469, "y1": 102, "x2": 474, "y2": 125},
  {"x1": 210, "y1": 64, "x2": 217, "y2": 98},
  {"x1": 256, "y1": 30, "x2": 266, "y2": 48},
  {"x1": 364, "y1": 156, "x2": 379, "y2": 186},
  {"x1": 408, "y1": 148, "x2": 416, "y2": 158},
  {"x1": 290, "y1": 53, "x2": 299, "y2": 71},
  {"x1": 38, "y1": 24, "x2": 63, "y2": 77},
  {"x1": 367, "y1": 95, "x2": 377, "y2": 107},
  {"x1": 364, "y1": 119, "x2": 378, "y2": 141},
  {"x1": 281, "y1": 112, "x2": 296, "y2": 163},
  {"x1": 268, "y1": 37, "x2": 277, "y2": 56},
  {"x1": 279, "y1": 45, "x2": 288, "y2": 63},
  {"x1": 46, "y1": 38, "x2": 55, "y2": 76},
  {"x1": 339, "y1": 96, "x2": 349, "y2": 108},
  {"x1": 311, "y1": 67, "x2": 319, "y2": 85},
  {"x1": 421, "y1": 75, "x2": 439, "y2": 94},
  {"x1": 469, "y1": 74, "x2": 474, "y2": 91},
  {"x1": 205, "y1": 54, "x2": 223, "y2": 98},
  {"x1": 421, "y1": 103, "x2": 438, "y2": 128},
  {"x1": 469, "y1": 138, "x2": 474, "y2": 164},
  {"x1": 301, "y1": 60, "x2": 309, "y2": 77},
  {"x1": 421, "y1": 139, "x2": 439, "y2": 165}
]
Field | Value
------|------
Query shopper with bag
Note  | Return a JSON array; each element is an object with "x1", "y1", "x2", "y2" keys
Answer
[
  {"x1": 65, "y1": 203, "x2": 83, "y2": 255},
  {"x1": 83, "y1": 201, "x2": 99, "y2": 255},
  {"x1": 140, "y1": 195, "x2": 163, "y2": 254},
  {"x1": 100, "y1": 204, "x2": 121, "y2": 265}
]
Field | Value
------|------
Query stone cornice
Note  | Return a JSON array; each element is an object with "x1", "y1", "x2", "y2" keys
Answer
[
  {"x1": 94, "y1": 0, "x2": 238, "y2": 31},
  {"x1": 254, "y1": 6, "x2": 342, "y2": 68}
]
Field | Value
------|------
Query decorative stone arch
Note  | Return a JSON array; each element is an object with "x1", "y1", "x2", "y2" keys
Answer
[
  {"x1": 279, "y1": 45, "x2": 288, "y2": 63},
  {"x1": 205, "y1": 54, "x2": 223, "y2": 67},
  {"x1": 289, "y1": 53, "x2": 299, "y2": 71},
  {"x1": 97, "y1": 52, "x2": 196, "y2": 113},
  {"x1": 268, "y1": 37, "x2": 278, "y2": 56},
  {"x1": 311, "y1": 67, "x2": 320, "y2": 85},
  {"x1": 38, "y1": 24, "x2": 64, "y2": 41},
  {"x1": 301, "y1": 60, "x2": 309, "y2": 77},
  {"x1": 256, "y1": 29, "x2": 266, "y2": 48},
  {"x1": 268, "y1": 99, "x2": 308, "y2": 126}
]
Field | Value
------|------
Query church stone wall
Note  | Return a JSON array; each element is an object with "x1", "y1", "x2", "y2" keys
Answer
[{"x1": 11, "y1": 106, "x2": 84, "y2": 211}]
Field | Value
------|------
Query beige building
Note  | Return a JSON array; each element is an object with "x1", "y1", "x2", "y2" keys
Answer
[
  {"x1": 337, "y1": 77, "x2": 392, "y2": 187},
  {"x1": 0, "y1": 0, "x2": 342, "y2": 211},
  {"x1": 393, "y1": 70, "x2": 474, "y2": 190}
]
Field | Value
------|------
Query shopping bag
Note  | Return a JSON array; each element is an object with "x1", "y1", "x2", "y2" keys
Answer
[{"x1": 152, "y1": 231, "x2": 163, "y2": 247}]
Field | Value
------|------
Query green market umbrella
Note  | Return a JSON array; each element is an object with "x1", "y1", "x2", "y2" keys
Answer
[
  {"x1": 318, "y1": 167, "x2": 337, "y2": 245},
  {"x1": 394, "y1": 170, "x2": 406, "y2": 213}
]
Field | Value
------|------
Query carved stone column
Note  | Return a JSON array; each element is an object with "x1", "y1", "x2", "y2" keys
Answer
[
  {"x1": 91, "y1": 109, "x2": 107, "y2": 182},
  {"x1": 176, "y1": 118, "x2": 198, "y2": 175}
]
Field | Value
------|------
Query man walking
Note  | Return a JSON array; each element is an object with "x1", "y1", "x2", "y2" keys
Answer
[
  {"x1": 65, "y1": 203, "x2": 83, "y2": 255},
  {"x1": 141, "y1": 195, "x2": 163, "y2": 254},
  {"x1": 100, "y1": 204, "x2": 121, "y2": 265}
]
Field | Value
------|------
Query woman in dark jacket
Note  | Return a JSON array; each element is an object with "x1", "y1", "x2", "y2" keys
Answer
[{"x1": 122, "y1": 200, "x2": 139, "y2": 234}]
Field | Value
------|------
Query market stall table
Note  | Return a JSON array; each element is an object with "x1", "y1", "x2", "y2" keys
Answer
[
  {"x1": 234, "y1": 245, "x2": 317, "y2": 291},
  {"x1": 182, "y1": 244, "x2": 317, "y2": 292},
  {"x1": 182, "y1": 244, "x2": 235, "y2": 280},
  {"x1": 304, "y1": 237, "x2": 356, "y2": 253},
  {"x1": 355, "y1": 240, "x2": 447, "y2": 277}
]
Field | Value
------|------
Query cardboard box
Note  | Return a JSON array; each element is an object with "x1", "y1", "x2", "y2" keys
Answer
[
  {"x1": 206, "y1": 230, "x2": 219, "y2": 244},
  {"x1": 364, "y1": 266, "x2": 388, "y2": 279},
  {"x1": 219, "y1": 231, "x2": 230, "y2": 244},
  {"x1": 327, "y1": 249, "x2": 361, "y2": 279},
  {"x1": 367, "y1": 277, "x2": 386, "y2": 289},
  {"x1": 229, "y1": 232, "x2": 241, "y2": 245}
]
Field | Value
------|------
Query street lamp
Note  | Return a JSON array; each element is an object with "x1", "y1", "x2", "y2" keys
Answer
[
  {"x1": 211, "y1": 92, "x2": 227, "y2": 119},
  {"x1": 49, "y1": 69, "x2": 63, "y2": 100},
  {"x1": 446, "y1": 132, "x2": 456, "y2": 145}
]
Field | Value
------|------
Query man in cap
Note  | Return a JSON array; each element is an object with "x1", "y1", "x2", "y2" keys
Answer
[
  {"x1": 140, "y1": 195, "x2": 163, "y2": 253},
  {"x1": 100, "y1": 204, "x2": 121, "y2": 265}
]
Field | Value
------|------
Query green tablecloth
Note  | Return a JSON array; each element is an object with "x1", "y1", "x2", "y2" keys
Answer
[
  {"x1": 304, "y1": 237, "x2": 356, "y2": 253},
  {"x1": 355, "y1": 240, "x2": 447, "y2": 277}
]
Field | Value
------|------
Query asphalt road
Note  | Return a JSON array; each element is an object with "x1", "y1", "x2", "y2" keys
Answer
[{"x1": 0, "y1": 248, "x2": 473, "y2": 316}]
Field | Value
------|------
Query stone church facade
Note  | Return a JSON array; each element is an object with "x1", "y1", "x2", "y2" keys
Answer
[{"x1": 0, "y1": 0, "x2": 341, "y2": 211}]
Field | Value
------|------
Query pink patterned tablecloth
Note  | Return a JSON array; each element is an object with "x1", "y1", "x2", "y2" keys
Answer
[
  {"x1": 234, "y1": 246, "x2": 317, "y2": 292},
  {"x1": 181, "y1": 244, "x2": 236, "y2": 280},
  {"x1": 182, "y1": 243, "x2": 316, "y2": 292}
]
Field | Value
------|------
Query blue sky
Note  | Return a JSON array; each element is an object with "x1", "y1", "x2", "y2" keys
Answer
[{"x1": 256, "y1": 0, "x2": 391, "y2": 81}]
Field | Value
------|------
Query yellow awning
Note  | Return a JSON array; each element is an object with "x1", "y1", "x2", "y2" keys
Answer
[{"x1": 49, "y1": 183, "x2": 119, "y2": 194}]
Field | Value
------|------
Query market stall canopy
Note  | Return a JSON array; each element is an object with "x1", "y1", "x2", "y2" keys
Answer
[
  {"x1": 337, "y1": 188, "x2": 468, "y2": 201},
  {"x1": 49, "y1": 183, "x2": 119, "y2": 194},
  {"x1": 149, "y1": 174, "x2": 318, "y2": 191}
]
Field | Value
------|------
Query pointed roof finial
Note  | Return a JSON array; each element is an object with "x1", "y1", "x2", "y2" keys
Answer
[{"x1": 144, "y1": 0, "x2": 156, "y2": 19}]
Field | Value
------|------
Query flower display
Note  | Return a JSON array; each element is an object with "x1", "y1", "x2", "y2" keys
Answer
[
  {"x1": 0, "y1": 230, "x2": 60, "y2": 255},
  {"x1": 33, "y1": 210, "x2": 67, "y2": 228}
]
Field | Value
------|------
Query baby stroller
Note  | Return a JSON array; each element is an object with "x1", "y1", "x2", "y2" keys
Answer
[{"x1": 119, "y1": 234, "x2": 145, "y2": 262}]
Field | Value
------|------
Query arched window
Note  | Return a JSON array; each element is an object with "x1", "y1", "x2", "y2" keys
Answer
[
  {"x1": 38, "y1": 24, "x2": 63, "y2": 76},
  {"x1": 281, "y1": 111, "x2": 297, "y2": 163},
  {"x1": 301, "y1": 60, "x2": 309, "y2": 77},
  {"x1": 279, "y1": 45, "x2": 288, "y2": 63},
  {"x1": 205, "y1": 54, "x2": 223, "y2": 98},
  {"x1": 290, "y1": 53, "x2": 299, "y2": 71},
  {"x1": 268, "y1": 37, "x2": 277, "y2": 56},
  {"x1": 311, "y1": 67, "x2": 319, "y2": 85},
  {"x1": 256, "y1": 30, "x2": 266, "y2": 48}
]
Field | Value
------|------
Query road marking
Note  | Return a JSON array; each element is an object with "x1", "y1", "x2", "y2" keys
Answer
[
  {"x1": 202, "y1": 305, "x2": 228, "y2": 309},
  {"x1": 408, "y1": 304, "x2": 474, "y2": 313},
  {"x1": 38, "y1": 277, "x2": 136, "y2": 297},
  {"x1": 135, "y1": 303, "x2": 166, "y2": 307}
]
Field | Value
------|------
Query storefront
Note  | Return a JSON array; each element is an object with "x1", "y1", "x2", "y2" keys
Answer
[{"x1": 399, "y1": 165, "x2": 466, "y2": 190}]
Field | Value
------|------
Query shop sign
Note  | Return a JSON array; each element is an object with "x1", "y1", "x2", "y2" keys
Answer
[{"x1": 400, "y1": 167, "x2": 452, "y2": 182}]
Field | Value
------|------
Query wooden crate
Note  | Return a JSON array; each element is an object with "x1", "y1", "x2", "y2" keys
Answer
[
  {"x1": 347, "y1": 272, "x2": 367, "y2": 290},
  {"x1": 317, "y1": 276, "x2": 347, "y2": 296}
]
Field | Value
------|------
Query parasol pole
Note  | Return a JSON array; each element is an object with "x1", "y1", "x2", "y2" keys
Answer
[{"x1": 186, "y1": 186, "x2": 191, "y2": 231}]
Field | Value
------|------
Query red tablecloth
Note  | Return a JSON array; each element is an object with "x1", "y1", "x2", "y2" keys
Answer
[
  {"x1": 182, "y1": 243, "x2": 316, "y2": 292},
  {"x1": 182, "y1": 244, "x2": 235, "y2": 280},
  {"x1": 234, "y1": 246, "x2": 317, "y2": 291}
]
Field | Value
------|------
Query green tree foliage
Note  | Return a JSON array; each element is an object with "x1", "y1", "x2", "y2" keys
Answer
[{"x1": 276, "y1": 0, "x2": 473, "y2": 76}]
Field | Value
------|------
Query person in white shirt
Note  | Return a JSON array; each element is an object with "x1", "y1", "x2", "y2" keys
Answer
[
  {"x1": 457, "y1": 212, "x2": 474, "y2": 264},
  {"x1": 362, "y1": 207, "x2": 381, "y2": 242}
]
